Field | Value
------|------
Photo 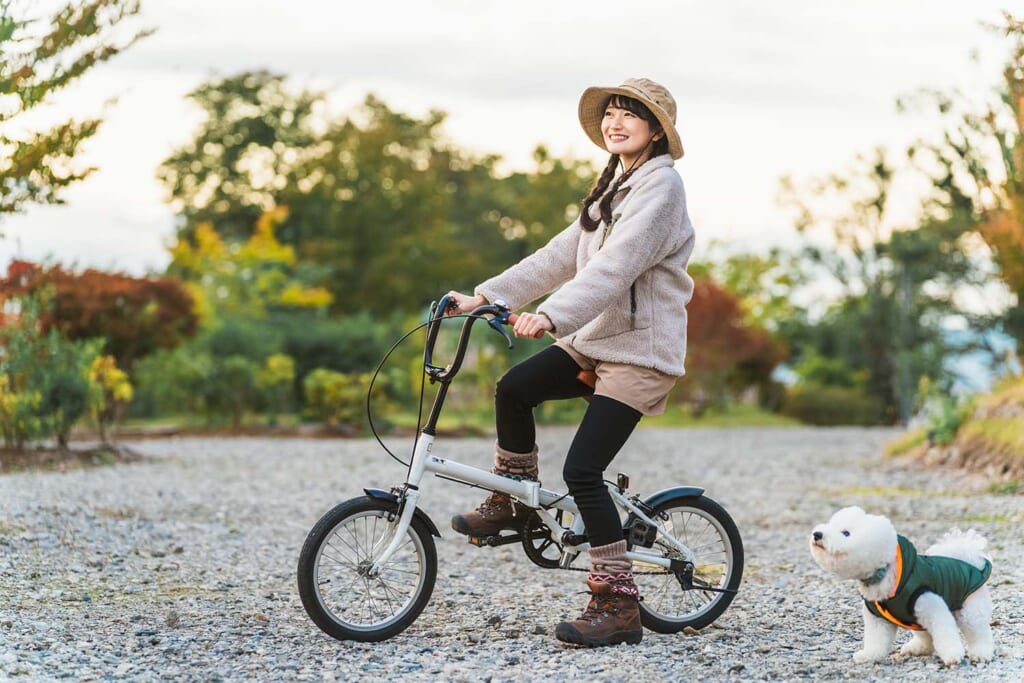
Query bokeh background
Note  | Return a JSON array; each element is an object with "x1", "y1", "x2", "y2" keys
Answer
[{"x1": 2, "y1": 0, "x2": 1023, "y2": 467}]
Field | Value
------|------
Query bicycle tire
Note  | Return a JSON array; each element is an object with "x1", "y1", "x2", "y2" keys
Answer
[
  {"x1": 297, "y1": 496, "x2": 437, "y2": 642},
  {"x1": 633, "y1": 494, "x2": 743, "y2": 633}
]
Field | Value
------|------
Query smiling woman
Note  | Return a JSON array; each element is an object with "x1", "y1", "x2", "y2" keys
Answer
[{"x1": 444, "y1": 76, "x2": 697, "y2": 647}]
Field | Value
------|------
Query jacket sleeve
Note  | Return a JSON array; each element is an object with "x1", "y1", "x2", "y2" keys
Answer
[
  {"x1": 474, "y1": 219, "x2": 582, "y2": 311},
  {"x1": 537, "y1": 172, "x2": 686, "y2": 336}
]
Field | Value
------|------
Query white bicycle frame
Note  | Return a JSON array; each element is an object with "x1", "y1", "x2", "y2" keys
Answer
[{"x1": 368, "y1": 432, "x2": 696, "y2": 575}]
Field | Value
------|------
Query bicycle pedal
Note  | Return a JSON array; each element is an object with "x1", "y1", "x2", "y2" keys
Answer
[{"x1": 468, "y1": 533, "x2": 520, "y2": 547}]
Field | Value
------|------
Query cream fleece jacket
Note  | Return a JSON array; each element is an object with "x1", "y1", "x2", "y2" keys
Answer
[{"x1": 475, "y1": 155, "x2": 695, "y2": 376}]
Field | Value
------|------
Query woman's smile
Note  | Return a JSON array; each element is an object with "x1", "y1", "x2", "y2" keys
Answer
[{"x1": 601, "y1": 105, "x2": 656, "y2": 168}]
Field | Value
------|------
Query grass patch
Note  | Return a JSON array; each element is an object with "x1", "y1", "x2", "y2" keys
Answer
[
  {"x1": 643, "y1": 403, "x2": 801, "y2": 428},
  {"x1": 959, "y1": 419, "x2": 1024, "y2": 458},
  {"x1": 830, "y1": 486, "x2": 929, "y2": 498},
  {"x1": 957, "y1": 514, "x2": 1010, "y2": 523},
  {"x1": 388, "y1": 402, "x2": 799, "y2": 432},
  {"x1": 883, "y1": 428, "x2": 927, "y2": 457},
  {"x1": 977, "y1": 375, "x2": 1024, "y2": 410},
  {"x1": 988, "y1": 480, "x2": 1024, "y2": 495},
  {"x1": 0, "y1": 520, "x2": 26, "y2": 536}
]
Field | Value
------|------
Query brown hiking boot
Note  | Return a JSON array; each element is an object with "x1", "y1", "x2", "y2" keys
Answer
[
  {"x1": 554, "y1": 579, "x2": 643, "y2": 647},
  {"x1": 450, "y1": 492, "x2": 531, "y2": 536}
]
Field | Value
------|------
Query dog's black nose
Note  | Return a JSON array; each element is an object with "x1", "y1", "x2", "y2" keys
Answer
[{"x1": 812, "y1": 531, "x2": 823, "y2": 541}]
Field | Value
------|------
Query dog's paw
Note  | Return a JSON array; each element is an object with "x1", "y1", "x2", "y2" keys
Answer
[
  {"x1": 853, "y1": 650, "x2": 886, "y2": 664},
  {"x1": 899, "y1": 639, "x2": 933, "y2": 657},
  {"x1": 937, "y1": 647, "x2": 966, "y2": 667},
  {"x1": 968, "y1": 644, "x2": 994, "y2": 663}
]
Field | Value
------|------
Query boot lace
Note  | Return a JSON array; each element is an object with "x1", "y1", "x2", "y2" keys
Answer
[
  {"x1": 477, "y1": 493, "x2": 512, "y2": 518},
  {"x1": 579, "y1": 592, "x2": 621, "y2": 621}
]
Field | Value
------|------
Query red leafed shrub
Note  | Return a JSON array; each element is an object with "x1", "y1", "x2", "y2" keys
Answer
[
  {"x1": 679, "y1": 277, "x2": 787, "y2": 412},
  {"x1": 0, "y1": 261, "x2": 198, "y2": 371}
]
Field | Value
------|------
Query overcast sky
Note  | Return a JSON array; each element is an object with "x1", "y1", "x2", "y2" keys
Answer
[{"x1": 2, "y1": 0, "x2": 1022, "y2": 275}]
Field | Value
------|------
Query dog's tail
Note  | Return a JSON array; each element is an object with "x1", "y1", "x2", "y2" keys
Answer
[{"x1": 926, "y1": 528, "x2": 991, "y2": 568}]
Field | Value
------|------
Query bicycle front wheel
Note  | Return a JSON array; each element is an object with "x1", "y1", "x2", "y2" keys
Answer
[
  {"x1": 297, "y1": 496, "x2": 437, "y2": 642},
  {"x1": 633, "y1": 494, "x2": 743, "y2": 633}
]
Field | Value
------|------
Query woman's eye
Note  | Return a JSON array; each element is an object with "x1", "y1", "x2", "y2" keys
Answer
[{"x1": 841, "y1": 530, "x2": 850, "y2": 537}]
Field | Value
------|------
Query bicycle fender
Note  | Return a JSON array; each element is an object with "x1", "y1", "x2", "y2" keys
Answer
[
  {"x1": 642, "y1": 486, "x2": 705, "y2": 508},
  {"x1": 363, "y1": 488, "x2": 442, "y2": 538}
]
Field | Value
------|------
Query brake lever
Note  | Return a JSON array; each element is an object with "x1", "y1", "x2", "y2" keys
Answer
[
  {"x1": 487, "y1": 317, "x2": 514, "y2": 349},
  {"x1": 487, "y1": 299, "x2": 515, "y2": 349}
]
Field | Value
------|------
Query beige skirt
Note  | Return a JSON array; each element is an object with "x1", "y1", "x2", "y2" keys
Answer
[{"x1": 555, "y1": 340, "x2": 677, "y2": 416}]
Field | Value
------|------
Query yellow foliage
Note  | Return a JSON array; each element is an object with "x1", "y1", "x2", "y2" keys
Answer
[
  {"x1": 278, "y1": 284, "x2": 333, "y2": 308},
  {"x1": 89, "y1": 355, "x2": 133, "y2": 403},
  {"x1": 240, "y1": 206, "x2": 295, "y2": 265},
  {"x1": 258, "y1": 353, "x2": 296, "y2": 389},
  {"x1": 167, "y1": 208, "x2": 330, "y2": 318}
]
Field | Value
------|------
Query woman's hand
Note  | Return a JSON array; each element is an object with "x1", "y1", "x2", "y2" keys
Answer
[
  {"x1": 445, "y1": 291, "x2": 487, "y2": 315},
  {"x1": 512, "y1": 312, "x2": 553, "y2": 339}
]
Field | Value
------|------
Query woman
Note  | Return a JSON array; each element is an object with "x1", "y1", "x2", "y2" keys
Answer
[{"x1": 446, "y1": 77, "x2": 695, "y2": 647}]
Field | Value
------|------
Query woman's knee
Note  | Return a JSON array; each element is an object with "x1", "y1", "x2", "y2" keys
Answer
[
  {"x1": 563, "y1": 459, "x2": 601, "y2": 492},
  {"x1": 495, "y1": 365, "x2": 533, "y2": 406}
]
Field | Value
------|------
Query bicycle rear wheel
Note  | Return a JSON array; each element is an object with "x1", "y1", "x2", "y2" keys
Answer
[
  {"x1": 297, "y1": 496, "x2": 437, "y2": 641},
  {"x1": 633, "y1": 494, "x2": 743, "y2": 633}
]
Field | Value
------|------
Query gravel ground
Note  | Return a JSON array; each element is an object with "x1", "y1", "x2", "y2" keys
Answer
[{"x1": 1, "y1": 427, "x2": 1022, "y2": 682}]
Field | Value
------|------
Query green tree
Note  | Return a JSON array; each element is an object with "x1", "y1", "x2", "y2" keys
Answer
[
  {"x1": 0, "y1": 0, "x2": 150, "y2": 216},
  {"x1": 159, "y1": 72, "x2": 596, "y2": 314},
  {"x1": 780, "y1": 149, "x2": 976, "y2": 423},
  {"x1": 901, "y1": 11, "x2": 1024, "y2": 344},
  {"x1": 167, "y1": 208, "x2": 333, "y2": 322},
  {"x1": 0, "y1": 296, "x2": 102, "y2": 449},
  {"x1": 157, "y1": 71, "x2": 324, "y2": 243}
]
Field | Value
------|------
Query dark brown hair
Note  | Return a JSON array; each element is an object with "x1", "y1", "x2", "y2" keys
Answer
[{"x1": 579, "y1": 94, "x2": 670, "y2": 232}]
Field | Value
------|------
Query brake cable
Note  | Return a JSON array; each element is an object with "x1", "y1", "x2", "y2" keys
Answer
[{"x1": 365, "y1": 311, "x2": 492, "y2": 468}]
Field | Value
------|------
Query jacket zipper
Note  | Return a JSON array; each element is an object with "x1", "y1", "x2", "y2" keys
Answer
[
  {"x1": 596, "y1": 213, "x2": 636, "y2": 330},
  {"x1": 630, "y1": 283, "x2": 637, "y2": 330}
]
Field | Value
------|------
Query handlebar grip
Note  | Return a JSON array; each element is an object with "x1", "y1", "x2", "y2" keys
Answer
[{"x1": 506, "y1": 313, "x2": 545, "y2": 339}]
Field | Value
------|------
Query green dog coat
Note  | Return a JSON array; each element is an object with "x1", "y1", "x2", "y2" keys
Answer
[{"x1": 865, "y1": 535, "x2": 992, "y2": 630}]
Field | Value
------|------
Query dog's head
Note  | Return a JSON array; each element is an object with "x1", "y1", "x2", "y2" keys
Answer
[{"x1": 809, "y1": 506, "x2": 897, "y2": 581}]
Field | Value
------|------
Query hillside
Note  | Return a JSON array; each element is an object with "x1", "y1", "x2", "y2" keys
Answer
[{"x1": 907, "y1": 375, "x2": 1024, "y2": 486}]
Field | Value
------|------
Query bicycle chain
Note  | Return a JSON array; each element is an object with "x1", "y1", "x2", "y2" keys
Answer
[{"x1": 559, "y1": 565, "x2": 672, "y2": 575}]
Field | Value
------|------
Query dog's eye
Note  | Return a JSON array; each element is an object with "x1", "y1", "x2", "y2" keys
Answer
[{"x1": 841, "y1": 530, "x2": 850, "y2": 537}]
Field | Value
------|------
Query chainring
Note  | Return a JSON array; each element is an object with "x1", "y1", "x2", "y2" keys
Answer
[{"x1": 520, "y1": 511, "x2": 564, "y2": 569}]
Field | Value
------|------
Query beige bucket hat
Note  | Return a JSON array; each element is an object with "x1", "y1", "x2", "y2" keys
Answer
[{"x1": 578, "y1": 77, "x2": 683, "y2": 159}]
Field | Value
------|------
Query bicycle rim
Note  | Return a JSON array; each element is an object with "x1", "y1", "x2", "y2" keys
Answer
[
  {"x1": 634, "y1": 500, "x2": 740, "y2": 626},
  {"x1": 312, "y1": 509, "x2": 429, "y2": 633}
]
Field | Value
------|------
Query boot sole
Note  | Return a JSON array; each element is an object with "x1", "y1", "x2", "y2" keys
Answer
[
  {"x1": 450, "y1": 517, "x2": 515, "y2": 537},
  {"x1": 554, "y1": 622, "x2": 643, "y2": 647},
  {"x1": 450, "y1": 509, "x2": 531, "y2": 537}
]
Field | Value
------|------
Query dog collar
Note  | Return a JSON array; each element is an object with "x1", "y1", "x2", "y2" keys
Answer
[{"x1": 859, "y1": 564, "x2": 889, "y2": 587}]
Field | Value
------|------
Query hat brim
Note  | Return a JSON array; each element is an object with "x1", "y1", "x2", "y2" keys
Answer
[{"x1": 578, "y1": 85, "x2": 684, "y2": 160}]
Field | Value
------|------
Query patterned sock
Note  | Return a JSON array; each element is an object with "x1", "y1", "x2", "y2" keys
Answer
[
  {"x1": 493, "y1": 443, "x2": 539, "y2": 481},
  {"x1": 589, "y1": 539, "x2": 639, "y2": 597}
]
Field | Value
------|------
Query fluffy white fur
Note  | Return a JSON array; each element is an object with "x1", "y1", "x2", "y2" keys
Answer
[{"x1": 809, "y1": 506, "x2": 994, "y2": 667}]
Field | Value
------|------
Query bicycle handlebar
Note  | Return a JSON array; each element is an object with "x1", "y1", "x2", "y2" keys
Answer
[{"x1": 423, "y1": 297, "x2": 516, "y2": 383}]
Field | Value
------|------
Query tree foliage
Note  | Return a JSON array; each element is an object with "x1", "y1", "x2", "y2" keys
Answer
[
  {"x1": 0, "y1": 260, "x2": 198, "y2": 371},
  {"x1": 0, "y1": 296, "x2": 102, "y2": 448},
  {"x1": 168, "y1": 207, "x2": 333, "y2": 321},
  {"x1": 159, "y1": 72, "x2": 596, "y2": 314},
  {"x1": 901, "y1": 11, "x2": 1024, "y2": 342},
  {"x1": 680, "y1": 277, "x2": 786, "y2": 413},
  {"x1": 0, "y1": 0, "x2": 150, "y2": 216},
  {"x1": 780, "y1": 149, "x2": 978, "y2": 423}
]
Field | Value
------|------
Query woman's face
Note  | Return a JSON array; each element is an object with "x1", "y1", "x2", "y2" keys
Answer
[{"x1": 601, "y1": 101, "x2": 660, "y2": 167}]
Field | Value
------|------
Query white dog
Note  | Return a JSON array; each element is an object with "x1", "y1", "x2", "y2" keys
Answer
[{"x1": 809, "y1": 506, "x2": 994, "y2": 667}]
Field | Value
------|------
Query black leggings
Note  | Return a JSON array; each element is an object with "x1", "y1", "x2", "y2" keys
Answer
[{"x1": 495, "y1": 345, "x2": 642, "y2": 547}]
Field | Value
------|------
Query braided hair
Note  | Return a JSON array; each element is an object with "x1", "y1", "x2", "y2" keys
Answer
[{"x1": 579, "y1": 94, "x2": 670, "y2": 232}]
